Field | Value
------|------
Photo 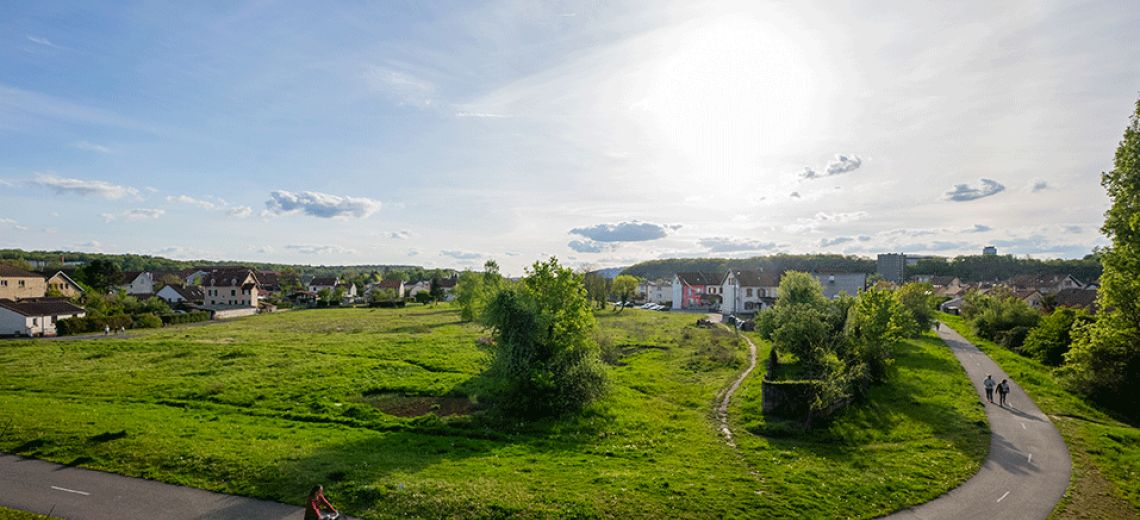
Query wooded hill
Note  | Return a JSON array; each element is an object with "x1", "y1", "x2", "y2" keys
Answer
[{"x1": 621, "y1": 253, "x2": 1103, "y2": 285}]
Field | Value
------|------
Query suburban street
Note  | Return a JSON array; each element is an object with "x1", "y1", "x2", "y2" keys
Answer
[{"x1": 882, "y1": 324, "x2": 1072, "y2": 519}]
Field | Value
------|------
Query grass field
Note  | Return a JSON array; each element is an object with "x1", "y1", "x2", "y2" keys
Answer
[{"x1": 0, "y1": 306, "x2": 1022, "y2": 518}]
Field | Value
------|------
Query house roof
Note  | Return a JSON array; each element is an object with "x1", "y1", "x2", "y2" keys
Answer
[
  {"x1": 377, "y1": 279, "x2": 404, "y2": 289},
  {"x1": 0, "y1": 264, "x2": 41, "y2": 278},
  {"x1": 0, "y1": 298, "x2": 86, "y2": 317},
  {"x1": 675, "y1": 272, "x2": 725, "y2": 286},
  {"x1": 202, "y1": 270, "x2": 256, "y2": 287},
  {"x1": 730, "y1": 269, "x2": 782, "y2": 287},
  {"x1": 309, "y1": 277, "x2": 338, "y2": 287},
  {"x1": 162, "y1": 284, "x2": 204, "y2": 300},
  {"x1": 929, "y1": 276, "x2": 958, "y2": 287},
  {"x1": 1055, "y1": 288, "x2": 1099, "y2": 311}
]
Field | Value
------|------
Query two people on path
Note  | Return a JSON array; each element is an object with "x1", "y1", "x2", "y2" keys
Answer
[
  {"x1": 982, "y1": 374, "x2": 1012, "y2": 406},
  {"x1": 306, "y1": 484, "x2": 339, "y2": 520}
]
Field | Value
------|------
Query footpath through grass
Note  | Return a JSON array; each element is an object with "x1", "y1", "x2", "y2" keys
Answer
[
  {"x1": 938, "y1": 315, "x2": 1139, "y2": 519},
  {"x1": 2, "y1": 306, "x2": 988, "y2": 519}
]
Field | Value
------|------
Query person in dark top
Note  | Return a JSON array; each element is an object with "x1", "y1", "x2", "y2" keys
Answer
[{"x1": 305, "y1": 484, "x2": 338, "y2": 520}]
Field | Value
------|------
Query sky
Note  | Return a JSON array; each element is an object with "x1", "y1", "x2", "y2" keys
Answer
[{"x1": 2, "y1": 1, "x2": 1138, "y2": 277}]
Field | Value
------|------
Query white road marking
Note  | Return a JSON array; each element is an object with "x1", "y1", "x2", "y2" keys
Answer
[
  {"x1": 1022, "y1": 423, "x2": 1027, "y2": 429},
  {"x1": 1028, "y1": 453, "x2": 1033, "y2": 463},
  {"x1": 997, "y1": 491, "x2": 1010, "y2": 503},
  {"x1": 51, "y1": 485, "x2": 90, "y2": 496}
]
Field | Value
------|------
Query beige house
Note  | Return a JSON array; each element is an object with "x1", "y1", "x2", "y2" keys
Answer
[
  {"x1": 44, "y1": 271, "x2": 85, "y2": 298},
  {"x1": 202, "y1": 270, "x2": 258, "y2": 308},
  {"x1": 0, "y1": 265, "x2": 47, "y2": 300}
]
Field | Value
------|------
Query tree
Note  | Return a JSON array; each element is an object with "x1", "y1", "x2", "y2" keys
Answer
[
  {"x1": 755, "y1": 271, "x2": 835, "y2": 369},
  {"x1": 895, "y1": 281, "x2": 935, "y2": 337},
  {"x1": 280, "y1": 268, "x2": 302, "y2": 293},
  {"x1": 317, "y1": 287, "x2": 334, "y2": 306},
  {"x1": 582, "y1": 272, "x2": 611, "y2": 310},
  {"x1": 1062, "y1": 96, "x2": 1140, "y2": 413},
  {"x1": 429, "y1": 278, "x2": 445, "y2": 305},
  {"x1": 1023, "y1": 308, "x2": 1092, "y2": 366},
  {"x1": 80, "y1": 259, "x2": 123, "y2": 294},
  {"x1": 454, "y1": 261, "x2": 505, "y2": 322},
  {"x1": 845, "y1": 287, "x2": 904, "y2": 383},
  {"x1": 480, "y1": 257, "x2": 610, "y2": 418},
  {"x1": 610, "y1": 275, "x2": 640, "y2": 312}
]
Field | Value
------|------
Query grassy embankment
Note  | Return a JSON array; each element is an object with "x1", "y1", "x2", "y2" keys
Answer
[
  {"x1": 3, "y1": 306, "x2": 988, "y2": 519},
  {"x1": 936, "y1": 314, "x2": 1139, "y2": 519}
]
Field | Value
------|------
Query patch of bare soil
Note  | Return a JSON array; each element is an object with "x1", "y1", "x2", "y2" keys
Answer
[{"x1": 371, "y1": 396, "x2": 486, "y2": 418}]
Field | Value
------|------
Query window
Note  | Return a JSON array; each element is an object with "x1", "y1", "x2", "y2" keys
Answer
[
  {"x1": 0, "y1": 280, "x2": 6, "y2": 286},
  {"x1": 18, "y1": 280, "x2": 25, "y2": 287},
  {"x1": 231, "y1": 289, "x2": 236, "y2": 296},
  {"x1": 746, "y1": 288, "x2": 753, "y2": 297}
]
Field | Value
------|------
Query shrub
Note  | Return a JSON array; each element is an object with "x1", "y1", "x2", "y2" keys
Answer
[
  {"x1": 134, "y1": 314, "x2": 163, "y2": 329},
  {"x1": 1022, "y1": 308, "x2": 1093, "y2": 366}
]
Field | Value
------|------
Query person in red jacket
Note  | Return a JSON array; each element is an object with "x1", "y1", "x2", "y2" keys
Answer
[{"x1": 305, "y1": 484, "x2": 338, "y2": 520}]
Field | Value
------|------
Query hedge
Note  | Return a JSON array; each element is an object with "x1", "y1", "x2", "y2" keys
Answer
[
  {"x1": 159, "y1": 311, "x2": 211, "y2": 326},
  {"x1": 56, "y1": 314, "x2": 133, "y2": 336}
]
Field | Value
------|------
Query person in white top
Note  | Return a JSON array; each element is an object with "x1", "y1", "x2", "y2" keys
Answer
[{"x1": 983, "y1": 374, "x2": 996, "y2": 403}]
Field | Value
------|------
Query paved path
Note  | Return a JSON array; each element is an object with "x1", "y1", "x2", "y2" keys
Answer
[
  {"x1": 882, "y1": 324, "x2": 1071, "y2": 520},
  {"x1": 0, "y1": 453, "x2": 358, "y2": 520}
]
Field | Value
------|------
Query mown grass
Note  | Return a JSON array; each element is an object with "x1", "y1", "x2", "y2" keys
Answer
[
  {"x1": 938, "y1": 314, "x2": 1140, "y2": 519},
  {"x1": 0, "y1": 509, "x2": 49, "y2": 520},
  {"x1": 1, "y1": 306, "x2": 993, "y2": 519}
]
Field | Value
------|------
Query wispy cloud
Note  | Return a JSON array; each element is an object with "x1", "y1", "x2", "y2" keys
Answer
[
  {"x1": 1029, "y1": 179, "x2": 1051, "y2": 192},
  {"x1": 101, "y1": 208, "x2": 164, "y2": 222},
  {"x1": 966, "y1": 224, "x2": 992, "y2": 233},
  {"x1": 454, "y1": 112, "x2": 509, "y2": 118},
  {"x1": 72, "y1": 141, "x2": 113, "y2": 154},
  {"x1": 699, "y1": 237, "x2": 778, "y2": 253},
  {"x1": 365, "y1": 65, "x2": 436, "y2": 109},
  {"x1": 820, "y1": 236, "x2": 854, "y2": 247},
  {"x1": 167, "y1": 195, "x2": 218, "y2": 210},
  {"x1": 441, "y1": 250, "x2": 483, "y2": 260},
  {"x1": 264, "y1": 190, "x2": 382, "y2": 219},
  {"x1": 26, "y1": 35, "x2": 67, "y2": 50},
  {"x1": 568, "y1": 240, "x2": 618, "y2": 253},
  {"x1": 941, "y1": 179, "x2": 1005, "y2": 202},
  {"x1": 285, "y1": 244, "x2": 357, "y2": 255},
  {"x1": 33, "y1": 172, "x2": 140, "y2": 199}
]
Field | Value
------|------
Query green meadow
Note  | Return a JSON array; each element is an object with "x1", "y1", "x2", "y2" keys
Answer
[{"x1": 1, "y1": 306, "x2": 996, "y2": 518}]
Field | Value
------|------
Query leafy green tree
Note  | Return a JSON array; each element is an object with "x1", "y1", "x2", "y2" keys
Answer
[
  {"x1": 429, "y1": 278, "x2": 445, "y2": 306},
  {"x1": 279, "y1": 268, "x2": 302, "y2": 292},
  {"x1": 582, "y1": 272, "x2": 611, "y2": 310},
  {"x1": 414, "y1": 291, "x2": 433, "y2": 305},
  {"x1": 317, "y1": 287, "x2": 334, "y2": 306},
  {"x1": 1062, "y1": 97, "x2": 1140, "y2": 412},
  {"x1": 962, "y1": 289, "x2": 1041, "y2": 349},
  {"x1": 80, "y1": 259, "x2": 123, "y2": 294},
  {"x1": 845, "y1": 287, "x2": 904, "y2": 383},
  {"x1": 1023, "y1": 308, "x2": 1092, "y2": 366},
  {"x1": 480, "y1": 257, "x2": 610, "y2": 418},
  {"x1": 756, "y1": 271, "x2": 835, "y2": 369},
  {"x1": 454, "y1": 261, "x2": 505, "y2": 322},
  {"x1": 895, "y1": 281, "x2": 935, "y2": 337},
  {"x1": 384, "y1": 269, "x2": 408, "y2": 281},
  {"x1": 611, "y1": 275, "x2": 640, "y2": 312}
]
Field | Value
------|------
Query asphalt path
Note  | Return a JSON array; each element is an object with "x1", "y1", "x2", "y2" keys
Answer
[
  {"x1": 882, "y1": 324, "x2": 1071, "y2": 520},
  {"x1": 0, "y1": 453, "x2": 359, "y2": 520}
]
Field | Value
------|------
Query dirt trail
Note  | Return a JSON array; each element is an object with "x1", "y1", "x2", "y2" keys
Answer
[{"x1": 710, "y1": 314, "x2": 758, "y2": 447}]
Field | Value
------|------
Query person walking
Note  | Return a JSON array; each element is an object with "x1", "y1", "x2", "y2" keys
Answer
[
  {"x1": 998, "y1": 378, "x2": 1010, "y2": 407},
  {"x1": 983, "y1": 374, "x2": 996, "y2": 403},
  {"x1": 305, "y1": 484, "x2": 338, "y2": 520}
]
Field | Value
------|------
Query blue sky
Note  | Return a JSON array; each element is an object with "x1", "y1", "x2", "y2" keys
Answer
[{"x1": 2, "y1": 1, "x2": 1138, "y2": 277}]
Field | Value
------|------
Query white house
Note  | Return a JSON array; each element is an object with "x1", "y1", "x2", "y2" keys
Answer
[
  {"x1": 811, "y1": 271, "x2": 868, "y2": 300},
  {"x1": 0, "y1": 298, "x2": 86, "y2": 337},
  {"x1": 720, "y1": 269, "x2": 782, "y2": 316},
  {"x1": 157, "y1": 284, "x2": 205, "y2": 304},
  {"x1": 639, "y1": 280, "x2": 673, "y2": 304}
]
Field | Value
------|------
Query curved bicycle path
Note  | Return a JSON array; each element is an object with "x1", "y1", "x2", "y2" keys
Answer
[{"x1": 881, "y1": 324, "x2": 1071, "y2": 519}]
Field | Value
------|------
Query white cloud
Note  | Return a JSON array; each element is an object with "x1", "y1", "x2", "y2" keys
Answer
[
  {"x1": 441, "y1": 250, "x2": 483, "y2": 260},
  {"x1": 33, "y1": 172, "x2": 140, "y2": 199},
  {"x1": 820, "y1": 236, "x2": 854, "y2": 247},
  {"x1": 265, "y1": 190, "x2": 382, "y2": 219},
  {"x1": 570, "y1": 221, "x2": 678, "y2": 242},
  {"x1": 226, "y1": 206, "x2": 252, "y2": 218},
  {"x1": 1029, "y1": 179, "x2": 1051, "y2": 192},
  {"x1": 102, "y1": 208, "x2": 164, "y2": 222},
  {"x1": 568, "y1": 240, "x2": 618, "y2": 253},
  {"x1": 285, "y1": 244, "x2": 357, "y2": 255},
  {"x1": 798, "y1": 154, "x2": 862, "y2": 180},
  {"x1": 941, "y1": 179, "x2": 1006, "y2": 202},
  {"x1": 26, "y1": 35, "x2": 67, "y2": 50},
  {"x1": 167, "y1": 195, "x2": 218, "y2": 210}
]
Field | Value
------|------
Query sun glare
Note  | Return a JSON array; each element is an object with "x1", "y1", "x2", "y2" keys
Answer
[{"x1": 628, "y1": 13, "x2": 822, "y2": 185}]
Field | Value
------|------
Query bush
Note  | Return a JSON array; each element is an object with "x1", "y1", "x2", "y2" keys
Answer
[
  {"x1": 56, "y1": 314, "x2": 133, "y2": 336},
  {"x1": 134, "y1": 314, "x2": 163, "y2": 329},
  {"x1": 1022, "y1": 308, "x2": 1093, "y2": 366}
]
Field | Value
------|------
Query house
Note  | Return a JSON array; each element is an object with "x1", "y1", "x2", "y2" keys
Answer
[
  {"x1": 720, "y1": 269, "x2": 782, "y2": 315},
  {"x1": 406, "y1": 277, "x2": 459, "y2": 301},
  {"x1": 672, "y1": 272, "x2": 725, "y2": 310},
  {"x1": 0, "y1": 264, "x2": 48, "y2": 300},
  {"x1": 928, "y1": 276, "x2": 963, "y2": 296},
  {"x1": 157, "y1": 284, "x2": 205, "y2": 305},
  {"x1": 1008, "y1": 274, "x2": 1084, "y2": 295},
  {"x1": 307, "y1": 276, "x2": 339, "y2": 294},
  {"x1": 254, "y1": 271, "x2": 282, "y2": 295},
  {"x1": 1015, "y1": 289, "x2": 1045, "y2": 310},
  {"x1": 639, "y1": 280, "x2": 673, "y2": 305},
  {"x1": 337, "y1": 283, "x2": 358, "y2": 302},
  {"x1": 0, "y1": 298, "x2": 86, "y2": 337},
  {"x1": 201, "y1": 270, "x2": 258, "y2": 308},
  {"x1": 366, "y1": 279, "x2": 405, "y2": 299},
  {"x1": 43, "y1": 270, "x2": 85, "y2": 298},
  {"x1": 1054, "y1": 288, "x2": 1100, "y2": 315},
  {"x1": 811, "y1": 271, "x2": 867, "y2": 300}
]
